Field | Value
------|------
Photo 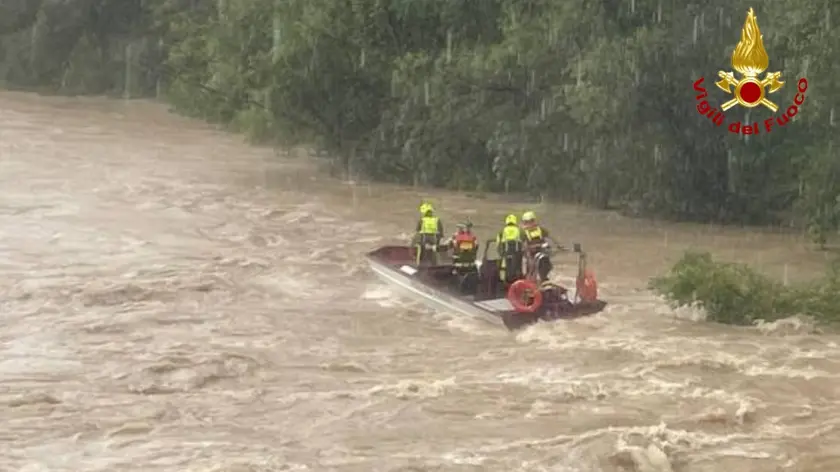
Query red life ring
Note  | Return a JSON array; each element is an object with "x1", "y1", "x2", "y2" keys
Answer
[
  {"x1": 506, "y1": 279, "x2": 543, "y2": 313},
  {"x1": 576, "y1": 270, "x2": 598, "y2": 302}
]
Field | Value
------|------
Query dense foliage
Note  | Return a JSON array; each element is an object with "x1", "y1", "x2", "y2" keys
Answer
[
  {"x1": 651, "y1": 251, "x2": 840, "y2": 326},
  {"x1": 1, "y1": 0, "x2": 839, "y2": 242}
]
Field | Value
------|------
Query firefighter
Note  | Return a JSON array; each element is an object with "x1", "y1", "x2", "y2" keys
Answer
[
  {"x1": 448, "y1": 221, "x2": 479, "y2": 273},
  {"x1": 414, "y1": 203, "x2": 444, "y2": 265},
  {"x1": 496, "y1": 214, "x2": 524, "y2": 284},
  {"x1": 521, "y1": 210, "x2": 555, "y2": 282}
]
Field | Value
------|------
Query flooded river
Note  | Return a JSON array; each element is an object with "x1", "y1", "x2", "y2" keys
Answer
[{"x1": 1, "y1": 91, "x2": 839, "y2": 472}]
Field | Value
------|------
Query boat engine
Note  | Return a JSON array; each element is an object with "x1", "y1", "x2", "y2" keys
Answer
[{"x1": 538, "y1": 283, "x2": 575, "y2": 318}]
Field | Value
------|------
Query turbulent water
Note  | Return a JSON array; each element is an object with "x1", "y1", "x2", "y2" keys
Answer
[{"x1": 1, "y1": 91, "x2": 839, "y2": 472}]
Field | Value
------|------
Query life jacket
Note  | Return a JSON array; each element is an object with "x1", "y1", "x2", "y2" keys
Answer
[
  {"x1": 498, "y1": 224, "x2": 522, "y2": 254},
  {"x1": 419, "y1": 216, "x2": 439, "y2": 235},
  {"x1": 454, "y1": 231, "x2": 476, "y2": 252},
  {"x1": 453, "y1": 231, "x2": 477, "y2": 266},
  {"x1": 523, "y1": 225, "x2": 544, "y2": 251}
]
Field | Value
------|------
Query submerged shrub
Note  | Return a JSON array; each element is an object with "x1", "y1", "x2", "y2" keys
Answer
[{"x1": 650, "y1": 251, "x2": 840, "y2": 326}]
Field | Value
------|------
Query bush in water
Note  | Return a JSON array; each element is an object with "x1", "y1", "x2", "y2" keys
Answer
[{"x1": 650, "y1": 251, "x2": 840, "y2": 326}]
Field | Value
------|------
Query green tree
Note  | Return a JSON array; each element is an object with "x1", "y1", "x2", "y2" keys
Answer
[{"x1": 1, "y1": 0, "x2": 838, "y2": 242}]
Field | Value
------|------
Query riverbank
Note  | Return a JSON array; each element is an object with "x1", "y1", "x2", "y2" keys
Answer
[{"x1": 4, "y1": 1, "x2": 838, "y2": 241}]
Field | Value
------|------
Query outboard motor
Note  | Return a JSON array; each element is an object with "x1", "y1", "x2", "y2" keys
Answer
[{"x1": 538, "y1": 282, "x2": 574, "y2": 318}]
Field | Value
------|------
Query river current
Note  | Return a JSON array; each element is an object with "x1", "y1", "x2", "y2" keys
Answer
[{"x1": 0, "y1": 91, "x2": 838, "y2": 472}]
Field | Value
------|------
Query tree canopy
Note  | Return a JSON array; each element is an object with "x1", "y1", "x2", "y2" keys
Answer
[{"x1": 1, "y1": 0, "x2": 838, "y2": 242}]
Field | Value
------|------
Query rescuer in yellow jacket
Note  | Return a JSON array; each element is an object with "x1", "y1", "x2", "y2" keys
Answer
[
  {"x1": 495, "y1": 214, "x2": 524, "y2": 284},
  {"x1": 521, "y1": 210, "x2": 556, "y2": 281},
  {"x1": 414, "y1": 203, "x2": 444, "y2": 265},
  {"x1": 521, "y1": 211, "x2": 552, "y2": 250}
]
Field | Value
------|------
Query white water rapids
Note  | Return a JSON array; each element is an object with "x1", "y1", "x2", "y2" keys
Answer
[{"x1": 1, "y1": 92, "x2": 838, "y2": 472}]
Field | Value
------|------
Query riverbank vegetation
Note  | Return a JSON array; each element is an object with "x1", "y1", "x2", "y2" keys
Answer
[
  {"x1": 651, "y1": 251, "x2": 840, "y2": 325},
  {"x1": 1, "y1": 0, "x2": 838, "y2": 240}
]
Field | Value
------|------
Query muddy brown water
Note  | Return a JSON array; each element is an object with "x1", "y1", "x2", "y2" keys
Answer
[{"x1": 1, "y1": 91, "x2": 838, "y2": 472}]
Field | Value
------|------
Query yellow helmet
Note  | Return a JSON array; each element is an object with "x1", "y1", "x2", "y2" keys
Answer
[
  {"x1": 505, "y1": 214, "x2": 517, "y2": 225},
  {"x1": 419, "y1": 203, "x2": 433, "y2": 214},
  {"x1": 522, "y1": 211, "x2": 536, "y2": 222}
]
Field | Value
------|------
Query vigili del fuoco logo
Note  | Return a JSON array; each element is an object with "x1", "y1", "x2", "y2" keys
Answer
[{"x1": 692, "y1": 8, "x2": 808, "y2": 135}]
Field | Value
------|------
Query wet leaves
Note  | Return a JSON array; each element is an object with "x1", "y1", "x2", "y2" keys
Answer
[
  {"x1": 651, "y1": 251, "x2": 840, "y2": 326},
  {"x1": 3, "y1": 1, "x2": 840, "y2": 236}
]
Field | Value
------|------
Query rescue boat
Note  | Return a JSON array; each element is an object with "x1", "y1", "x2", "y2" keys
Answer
[{"x1": 365, "y1": 241, "x2": 607, "y2": 330}]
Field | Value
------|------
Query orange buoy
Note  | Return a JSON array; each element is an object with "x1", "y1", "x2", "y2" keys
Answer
[
  {"x1": 576, "y1": 270, "x2": 598, "y2": 302},
  {"x1": 507, "y1": 279, "x2": 543, "y2": 313}
]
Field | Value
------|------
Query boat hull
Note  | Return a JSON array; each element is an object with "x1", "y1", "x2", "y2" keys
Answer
[
  {"x1": 365, "y1": 245, "x2": 606, "y2": 331},
  {"x1": 367, "y1": 254, "x2": 511, "y2": 327}
]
